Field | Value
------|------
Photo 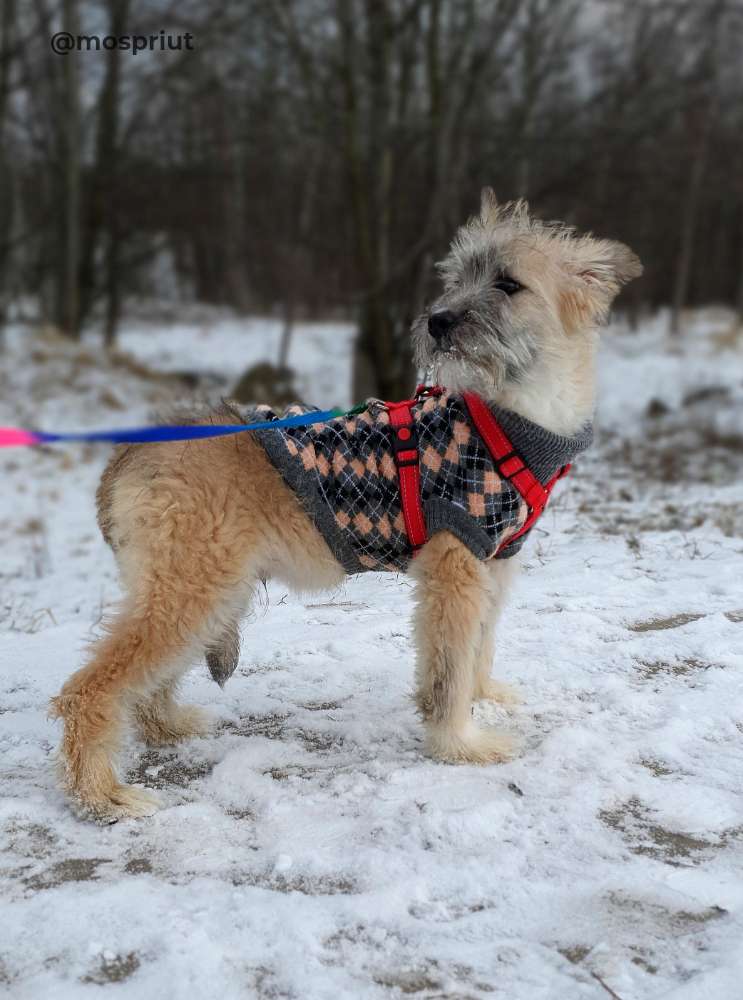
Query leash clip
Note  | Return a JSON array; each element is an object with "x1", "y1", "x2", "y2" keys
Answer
[{"x1": 414, "y1": 383, "x2": 444, "y2": 400}]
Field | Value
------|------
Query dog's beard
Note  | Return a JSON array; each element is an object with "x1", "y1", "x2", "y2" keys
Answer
[{"x1": 413, "y1": 313, "x2": 537, "y2": 400}]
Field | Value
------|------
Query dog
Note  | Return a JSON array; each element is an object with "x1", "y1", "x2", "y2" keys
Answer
[{"x1": 51, "y1": 190, "x2": 641, "y2": 821}]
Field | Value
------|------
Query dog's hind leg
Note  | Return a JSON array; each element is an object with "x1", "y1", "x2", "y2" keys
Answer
[
  {"x1": 411, "y1": 531, "x2": 513, "y2": 764},
  {"x1": 51, "y1": 601, "x2": 199, "y2": 821},
  {"x1": 473, "y1": 558, "x2": 520, "y2": 706},
  {"x1": 52, "y1": 572, "x2": 255, "y2": 820},
  {"x1": 52, "y1": 438, "x2": 263, "y2": 820}
]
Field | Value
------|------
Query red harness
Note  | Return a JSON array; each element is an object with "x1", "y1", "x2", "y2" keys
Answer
[{"x1": 386, "y1": 385, "x2": 570, "y2": 557}]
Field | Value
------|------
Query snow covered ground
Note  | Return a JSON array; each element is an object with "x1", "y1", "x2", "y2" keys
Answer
[{"x1": 1, "y1": 310, "x2": 742, "y2": 999}]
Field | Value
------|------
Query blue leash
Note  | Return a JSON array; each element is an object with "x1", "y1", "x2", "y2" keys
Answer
[{"x1": 0, "y1": 408, "x2": 345, "y2": 448}]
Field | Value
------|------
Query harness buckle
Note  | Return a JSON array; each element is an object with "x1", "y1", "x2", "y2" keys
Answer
[{"x1": 496, "y1": 451, "x2": 526, "y2": 478}]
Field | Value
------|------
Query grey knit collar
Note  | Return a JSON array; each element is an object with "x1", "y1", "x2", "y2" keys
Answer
[{"x1": 482, "y1": 402, "x2": 593, "y2": 485}]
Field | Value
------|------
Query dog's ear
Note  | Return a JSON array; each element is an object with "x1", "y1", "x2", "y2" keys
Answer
[
  {"x1": 480, "y1": 187, "x2": 499, "y2": 222},
  {"x1": 566, "y1": 237, "x2": 643, "y2": 297},
  {"x1": 560, "y1": 237, "x2": 642, "y2": 329}
]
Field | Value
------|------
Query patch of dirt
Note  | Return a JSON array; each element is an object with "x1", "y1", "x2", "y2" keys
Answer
[
  {"x1": 631, "y1": 953, "x2": 658, "y2": 975},
  {"x1": 635, "y1": 657, "x2": 714, "y2": 680},
  {"x1": 124, "y1": 857, "x2": 153, "y2": 875},
  {"x1": 243, "y1": 965, "x2": 292, "y2": 999},
  {"x1": 629, "y1": 613, "x2": 705, "y2": 632},
  {"x1": 372, "y1": 970, "x2": 444, "y2": 994},
  {"x1": 221, "y1": 713, "x2": 291, "y2": 740},
  {"x1": 129, "y1": 751, "x2": 216, "y2": 790},
  {"x1": 709, "y1": 504, "x2": 743, "y2": 538},
  {"x1": 24, "y1": 857, "x2": 110, "y2": 890},
  {"x1": 409, "y1": 900, "x2": 490, "y2": 923},
  {"x1": 557, "y1": 893, "x2": 729, "y2": 990},
  {"x1": 223, "y1": 714, "x2": 347, "y2": 756},
  {"x1": 638, "y1": 757, "x2": 676, "y2": 777},
  {"x1": 16, "y1": 517, "x2": 45, "y2": 535},
  {"x1": 607, "y1": 890, "x2": 728, "y2": 926},
  {"x1": 265, "y1": 766, "x2": 314, "y2": 782},
  {"x1": 606, "y1": 397, "x2": 743, "y2": 488},
  {"x1": 293, "y1": 728, "x2": 345, "y2": 753},
  {"x1": 82, "y1": 952, "x2": 140, "y2": 985},
  {"x1": 725, "y1": 609, "x2": 743, "y2": 623},
  {"x1": 322, "y1": 926, "x2": 495, "y2": 996},
  {"x1": 226, "y1": 806, "x2": 256, "y2": 821},
  {"x1": 577, "y1": 386, "x2": 743, "y2": 539},
  {"x1": 232, "y1": 870, "x2": 357, "y2": 896},
  {"x1": 558, "y1": 945, "x2": 591, "y2": 965},
  {"x1": 238, "y1": 661, "x2": 289, "y2": 678},
  {"x1": 599, "y1": 798, "x2": 719, "y2": 866},
  {"x1": 372, "y1": 961, "x2": 494, "y2": 998},
  {"x1": 0, "y1": 864, "x2": 34, "y2": 884},
  {"x1": 578, "y1": 498, "x2": 743, "y2": 537},
  {"x1": 4, "y1": 821, "x2": 57, "y2": 859}
]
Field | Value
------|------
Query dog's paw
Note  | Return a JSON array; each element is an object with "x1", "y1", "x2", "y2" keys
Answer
[
  {"x1": 174, "y1": 704, "x2": 212, "y2": 737},
  {"x1": 475, "y1": 679, "x2": 521, "y2": 707},
  {"x1": 137, "y1": 704, "x2": 212, "y2": 746},
  {"x1": 425, "y1": 722, "x2": 514, "y2": 765},
  {"x1": 73, "y1": 784, "x2": 160, "y2": 824}
]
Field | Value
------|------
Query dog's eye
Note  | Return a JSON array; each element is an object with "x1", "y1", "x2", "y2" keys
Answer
[{"x1": 494, "y1": 277, "x2": 522, "y2": 296}]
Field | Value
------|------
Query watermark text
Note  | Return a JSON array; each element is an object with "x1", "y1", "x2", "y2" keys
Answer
[{"x1": 51, "y1": 31, "x2": 194, "y2": 55}]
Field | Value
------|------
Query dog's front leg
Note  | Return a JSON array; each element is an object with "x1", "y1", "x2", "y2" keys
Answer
[
  {"x1": 473, "y1": 557, "x2": 521, "y2": 705},
  {"x1": 411, "y1": 531, "x2": 512, "y2": 764}
]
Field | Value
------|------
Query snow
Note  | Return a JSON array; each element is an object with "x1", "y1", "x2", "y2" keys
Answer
[{"x1": 1, "y1": 311, "x2": 742, "y2": 999}]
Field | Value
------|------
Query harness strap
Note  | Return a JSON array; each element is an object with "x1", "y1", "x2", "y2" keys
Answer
[
  {"x1": 384, "y1": 386, "x2": 569, "y2": 558},
  {"x1": 387, "y1": 399, "x2": 428, "y2": 551},
  {"x1": 462, "y1": 391, "x2": 570, "y2": 554}
]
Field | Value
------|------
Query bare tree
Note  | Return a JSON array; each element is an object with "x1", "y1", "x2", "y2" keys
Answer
[
  {"x1": 670, "y1": 1, "x2": 725, "y2": 336},
  {"x1": 0, "y1": 0, "x2": 16, "y2": 333},
  {"x1": 268, "y1": 0, "x2": 523, "y2": 399},
  {"x1": 98, "y1": 0, "x2": 129, "y2": 345},
  {"x1": 57, "y1": 0, "x2": 81, "y2": 338}
]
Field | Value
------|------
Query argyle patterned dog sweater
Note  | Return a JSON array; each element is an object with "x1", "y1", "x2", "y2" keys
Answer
[{"x1": 251, "y1": 392, "x2": 592, "y2": 575}]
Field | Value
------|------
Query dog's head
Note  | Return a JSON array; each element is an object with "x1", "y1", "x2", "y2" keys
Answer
[{"x1": 413, "y1": 190, "x2": 642, "y2": 415}]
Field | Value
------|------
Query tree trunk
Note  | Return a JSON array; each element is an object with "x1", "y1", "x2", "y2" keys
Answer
[
  {"x1": 0, "y1": 0, "x2": 12, "y2": 141},
  {"x1": 670, "y1": 108, "x2": 711, "y2": 336},
  {"x1": 351, "y1": 0, "x2": 414, "y2": 403},
  {"x1": 335, "y1": 0, "x2": 383, "y2": 401},
  {"x1": 58, "y1": 0, "x2": 81, "y2": 338},
  {"x1": 670, "y1": 1, "x2": 723, "y2": 336},
  {"x1": 0, "y1": 0, "x2": 16, "y2": 333},
  {"x1": 101, "y1": 0, "x2": 128, "y2": 347}
]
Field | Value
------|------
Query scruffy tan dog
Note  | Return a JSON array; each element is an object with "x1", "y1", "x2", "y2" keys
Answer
[{"x1": 52, "y1": 192, "x2": 641, "y2": 821}]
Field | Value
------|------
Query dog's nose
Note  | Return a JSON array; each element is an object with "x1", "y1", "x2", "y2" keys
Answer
[
  {"x1": 428, "y1": 309, "x2": 458, "y2": 340},
  {"x1": 428, "y1": 309, "x2": 458, "y2": 341}
]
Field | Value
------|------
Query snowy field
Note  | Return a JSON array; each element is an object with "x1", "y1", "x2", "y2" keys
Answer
[{"x1": 1, "y1": 310, "x2": 742, "y2": 999}]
